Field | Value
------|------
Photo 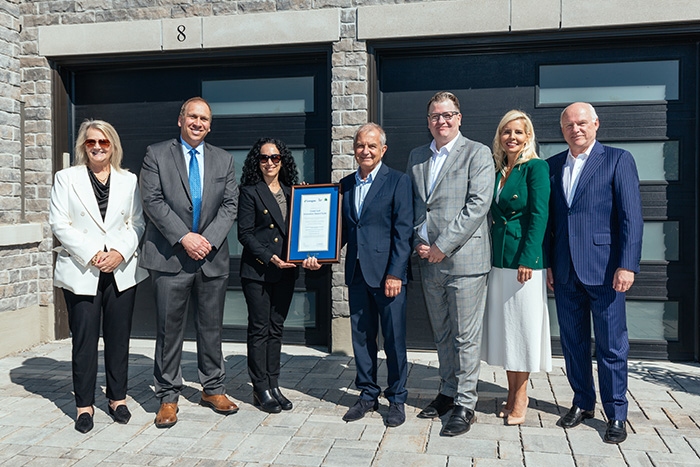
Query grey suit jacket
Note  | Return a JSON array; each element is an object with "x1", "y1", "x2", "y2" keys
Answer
[
  {"x1": 407, "y1": 133, "x2": 495, "y2": 276},
  {"x1": 139, "y1": 138, "x2": 239, "y2": 277}
]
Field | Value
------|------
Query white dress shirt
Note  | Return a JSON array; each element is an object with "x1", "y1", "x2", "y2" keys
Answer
[
  {"x1": 354, "y1": 161, "x2": 382, "y2": 217},
  {"x1": 562, "y1": 141, "x2": 595, "y2": 207},
  {"x1": 419, "y1": 133, "x2": 461, "y2": 244}
]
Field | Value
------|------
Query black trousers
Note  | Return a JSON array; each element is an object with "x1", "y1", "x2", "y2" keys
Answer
[
  {"x1": 242, "y1": 276, "x2": 295, "y2": 392},
  {"x1": 63, "y1": 272, "x2": 137, "y2": 407}
]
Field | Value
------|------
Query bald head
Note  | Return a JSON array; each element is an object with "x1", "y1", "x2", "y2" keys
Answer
[{"x1": 560, "y1": 102, "x2": 600, "y2": 156}]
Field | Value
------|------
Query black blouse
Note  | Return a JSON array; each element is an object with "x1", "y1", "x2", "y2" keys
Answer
[{"x1": 88, "y1": 169, "x2": 110, "y2": 220}]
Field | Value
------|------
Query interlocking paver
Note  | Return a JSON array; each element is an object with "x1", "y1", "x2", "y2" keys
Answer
[
  {"x1": 0, "y1": 340, "x2": 699, "y2": 466},
  {"x1": 373, "y1": 450, "x2": 448, "y2": 466}
]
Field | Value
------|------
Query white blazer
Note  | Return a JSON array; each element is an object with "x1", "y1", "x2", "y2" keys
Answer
[{"x1": 49, "y1": 165, "x2": 149, "y2": 295}]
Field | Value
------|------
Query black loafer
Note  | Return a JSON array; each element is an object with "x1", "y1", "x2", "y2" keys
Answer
[
  {"x1": 441, "y1": 406, "x2": 476, "y2": 436},
  {"x1": 75, "y1": 412, "x2": 94, "y2": 433},
  {"x1": 559, "y1": 405, "x2": 594, "y2": 428},
  {"x1": 109, "y1": 404, "x2": 131, "y2": 424},
  {"x1": 417, "y1": 393, "x2": 454, "y2": 419},
  {"x1": 270, "y1": 387, "x2": 293, "y2": 411},
  {"x1": 386, "y1": 402, "x2": 405, "y2": 427},
  {"x1": 342, "y1": 398, "x2": 379, "y2": 422},
  {"x1": 604, "y1": 420, "x2": 627, "y2": 444},
  {"x1": 254, "y1": 389, "x2": 282, "y2": 414}
]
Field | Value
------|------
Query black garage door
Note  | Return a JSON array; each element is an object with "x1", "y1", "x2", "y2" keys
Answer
[{"x1": 374, "y1": 31, "x2": 698, "y2": 360}]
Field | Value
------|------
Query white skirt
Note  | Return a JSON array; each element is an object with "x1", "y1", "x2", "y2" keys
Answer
[{"x1": 481, "y1": 267, "x2": 552, "y2": 373}]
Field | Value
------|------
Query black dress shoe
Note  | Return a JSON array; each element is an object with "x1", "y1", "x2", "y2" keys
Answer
[
  {"x1": 441, "y1": 406, "x2": 476, "y2": 436},
  {"x1": 342, "y1": 398, "x2": 379, "y2": 422},
  {"x1": 75, "y1": 412, "x2": 94, "y2": 433},
  {"x1": 270, "y1": 387, "x2": 293, "y2": 411},
  {"x1": 417, "y1": 393, "x2": 454, "y2": 419},
  {"x1": 254, "y1": 389, "x2": 282, "y2": 414},
  {"x1": 109, "y1": 404, "x2": 131, "y2": 424},
  {"x1": 386, "y1": 402, "x2": 405, "y2": 427},
  {"x1": 559, "y1": 405, "x2": 595, "y2": 428},
  {"x1": 604, "y1": 420, "x2": 627, "y2": 444}
]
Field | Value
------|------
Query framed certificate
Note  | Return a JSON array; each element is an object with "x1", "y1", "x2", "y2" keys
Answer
[{"x1": 286, "y1": 184, "x2": 342, "y2": 263}]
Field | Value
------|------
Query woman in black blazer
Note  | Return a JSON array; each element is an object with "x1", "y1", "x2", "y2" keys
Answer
[{"x1": 238, "y1": 138, "x2": 300, "y2": 413}]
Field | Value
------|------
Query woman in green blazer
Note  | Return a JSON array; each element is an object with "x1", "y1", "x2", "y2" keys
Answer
[{"x1": 482, "y1": 110, "x2": 552, "y2": 425}]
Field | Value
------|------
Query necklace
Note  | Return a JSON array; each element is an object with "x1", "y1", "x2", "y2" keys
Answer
[{"x1": 94, "y1": 170, "x2": 110, "y2": 184}]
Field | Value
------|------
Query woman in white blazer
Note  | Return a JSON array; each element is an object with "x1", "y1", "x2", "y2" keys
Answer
[{"x1": 49, "y1": 120, "x2": 148, "y2": 433}]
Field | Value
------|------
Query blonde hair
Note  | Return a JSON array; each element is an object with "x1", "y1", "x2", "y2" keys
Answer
[
  {"x1": 74, "y1": 119, "x2": 125, "y2": 171},
  {"x1": 492, "y1": 110, "x2": 539, "y2": 173}
]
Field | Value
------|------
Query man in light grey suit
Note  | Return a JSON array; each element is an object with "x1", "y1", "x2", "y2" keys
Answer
[
  {"x1": 140, "y1": 97, "x2": 240, "y2": 428},
  {"x1": 407, "y1": 91, "x2": 494, "y2": 436}
]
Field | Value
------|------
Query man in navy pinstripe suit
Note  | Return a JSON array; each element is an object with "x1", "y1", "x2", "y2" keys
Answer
[{"x1": 546, "y1": 102, "x2": 643, "y2": 444}]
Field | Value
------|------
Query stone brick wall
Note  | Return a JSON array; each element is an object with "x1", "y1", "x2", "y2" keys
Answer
[
  {"x1": 8, "y1": 0, "x2": 440, "y2": 345},
  {"x1": 0, "y1": 0, "x2": 52, "y2": 314}
]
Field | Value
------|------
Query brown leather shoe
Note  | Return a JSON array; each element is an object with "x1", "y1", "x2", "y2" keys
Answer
[
  {"x1": 155, "y1": 402, "x2": 178, "y2": 428},
  {"x1": 200, "y1": 392, "x2": 239, "y2": 415}
]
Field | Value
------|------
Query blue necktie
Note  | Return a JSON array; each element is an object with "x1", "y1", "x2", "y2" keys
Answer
[{"x1": 188, "y1": 148, "x2": 201, "y2": 233}]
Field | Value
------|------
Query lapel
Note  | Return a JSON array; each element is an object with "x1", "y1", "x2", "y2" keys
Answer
[
  {"x1": 413, "y1": 147, "x2": 431, "y2": 202},
  {"x1": 344, "y1": 174, "x2": 359, "y2": 222},
  {"x1": 201, "y1": 141, "x2": 217, "y2": 204},
  {"x1": 550, "y1": 151, "x2": 567, "y2": 204},
  {"x1": 255, "y1": 181, "x2": 288, "y2": 235},
  {"x1": 171, "y1": 139, "x2": 192, "y2": 202},
  {"x1": 570, "y1": 141, "x2": 605, "y2": 207},
  {"x1": 104, "y1": 169, "x2": 127, "y2": 225},
  {"x1": 71, "y1": 166, "x2": 105, "y2": 232},
  {"x1": 497, "y1": 163, "x2": 525, "y2": 210},
  {"x1": 427, "y1": 134, "x2": 465, "y2": 202},
  {"x1": 359, "y1": 164, "x2": 388, "y2": 221}
]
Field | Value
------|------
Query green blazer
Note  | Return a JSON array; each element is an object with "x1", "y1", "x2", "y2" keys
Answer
[{"x1": 491, "y1": 158, "x2": 550, "y2": 270}]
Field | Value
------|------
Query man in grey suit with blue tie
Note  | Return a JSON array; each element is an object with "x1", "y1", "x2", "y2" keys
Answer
[
  {"x1": 140, "y1": 97, "x2": 240, "y2": 428},
  {"x1": 407, "y1": 91, "x2": 495, "y2": 436}
]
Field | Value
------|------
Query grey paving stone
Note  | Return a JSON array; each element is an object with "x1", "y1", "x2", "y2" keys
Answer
[
  {"x1": 647, "y1": 451, "x2": 700, "y2": 465},
  {"x1": 498, "y1": 440, "x2": 523, "y2": 461},
  {"x1": 296, "y1": 420, "x2": 366, "y2": 440},
  {"x1": 0, "y1": 427, "x2": 55, "y2": 445},
  {"x1": 281, "y1": 436, "x2": 334, "y2": 457},
  {"x1": 379, "y1": 433, "x2": 426, "y2": 453},
  {"x1": 373, "y1": 450, "x2": 448, "y2": 466},
  {"x1": 567, "y1": 429, "x2": 623, "y2": 456},
  {"x1": 139, "y1": 435, "x2": 198, "y2": 457},
  {"x1": 465, "y1": 422, "x2": 520, "y2": 442},
  {"x1": 361, "y1": 422, "x2": 387, "y2": 442},
  {"x1": 229, "y1": 433, "x2": 290, "y2": 463},
  {"x1": 470, "y1": 459, "x2": 524, "y2": 466},
  {"x1": 0, "y1": 443, "x2": 27, "y2": 461},
  {"x1": 523, "y1": 451, "x2": 575, "y2": 466},
  {"x1": 521, "y1": 431, "x2": 570, "y2": 454},
  {"x1": 322, "y1": 445, "x2": 375, "y2": 466},
  {"x1": 427, "y1": 434, "x2": 497, "y2": 458},
  {"x1": 620, "y1": 450, "x2": 654, "y2": 466},
  {"x1": 618, "y1": 432, "x2": 668, "y2": 452},
  {"x1": 572, "y1": 454, "x2": 626, "y2": 466},
  {"x1": 274, "y1": 453, "x2": 327, "y2": 466}
]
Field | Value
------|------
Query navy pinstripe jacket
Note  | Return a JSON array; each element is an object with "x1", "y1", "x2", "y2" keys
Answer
[{"x1": 546, "y1": 141, "x2": 643, "y2": 286}]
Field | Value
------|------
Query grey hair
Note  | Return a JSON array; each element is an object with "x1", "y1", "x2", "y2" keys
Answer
[
  {"x1": 560, "y1": 102, "x2": 598, "y2": 127},
  {"x1": 353, "y1": 122, "x2": 386, "y2": 147}
]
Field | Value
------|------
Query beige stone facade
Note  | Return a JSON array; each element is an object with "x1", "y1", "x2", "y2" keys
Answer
[{"x1": 1, "y1": 0, "x2": 699, "y2": 357}]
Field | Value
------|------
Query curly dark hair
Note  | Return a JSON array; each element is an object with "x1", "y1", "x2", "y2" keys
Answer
[{"x1": 240, "y1": 137, "x2": 299, "y2": 187}]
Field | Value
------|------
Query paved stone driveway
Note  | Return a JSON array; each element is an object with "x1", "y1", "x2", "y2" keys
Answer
[{"x1": 1, "y1": 339, "x2": 699, "y2": 466}]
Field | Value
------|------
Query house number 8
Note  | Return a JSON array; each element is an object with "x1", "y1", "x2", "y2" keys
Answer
[{"x1": 177, "y1": 25, "x2": 186, "y2": 42}]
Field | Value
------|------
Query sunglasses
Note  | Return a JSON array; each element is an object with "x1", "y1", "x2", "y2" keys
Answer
[
  {"x1": 259, "y1": 154, "x2": 282, "y2": 164},
  {"x1": 84, "y1": 139, "x2": 111, "y2": 149}
]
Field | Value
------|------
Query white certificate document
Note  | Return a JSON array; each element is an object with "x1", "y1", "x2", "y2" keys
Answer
[{"x1": 298, "y1": 194, "x2": 331, "y2": 252}]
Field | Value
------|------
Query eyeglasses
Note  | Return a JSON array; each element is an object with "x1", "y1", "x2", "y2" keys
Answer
[
  {"x1": 428, "y1": 111, "x2": 460, "y2": 123},
  {"x1": 259, "y1": 154, "x2": 282, "y2": 164},
  {"x1": 84, "y1": 139, "x2": 111, "y2": 149}
]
